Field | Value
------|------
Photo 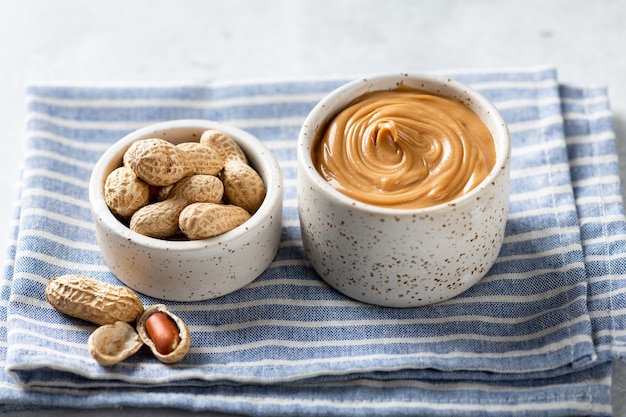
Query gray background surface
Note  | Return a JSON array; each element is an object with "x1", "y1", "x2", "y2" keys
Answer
[{"x1": 1, "y1": 0, "x2": 625, "y2": 415}]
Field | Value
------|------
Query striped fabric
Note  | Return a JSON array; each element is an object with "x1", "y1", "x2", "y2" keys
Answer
[{"x1": 1, "y1": 66, "x2": 625, "y2": 416}]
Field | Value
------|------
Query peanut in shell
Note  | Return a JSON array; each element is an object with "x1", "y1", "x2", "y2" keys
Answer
[
  {"x1": 179, "y1": 202, "x2": 251, "y2": 240},
  {"x1": 200, "y1": 129, "x2": 248, "y2": 165},
  {"x1": 45, "y1": 274, "x2": 144, "y2": 326},
  {"x1": 221, "y1": 160, "x2": 266, "y2": 213},
  {"x1": 136, "y1": 304, "x2": 190, "y2": 364}
]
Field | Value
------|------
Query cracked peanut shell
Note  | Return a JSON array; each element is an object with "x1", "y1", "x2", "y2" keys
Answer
[
  {"x1": 88, "y1": 321, "x2": 144, "y2": 366},
  {"x1": 136, "y1": 304, "x2": 190, "y2": 364}
]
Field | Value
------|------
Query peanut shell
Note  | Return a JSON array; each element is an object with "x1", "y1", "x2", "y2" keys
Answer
[{"x1": 88, "y1": 321, "x2": 143, "y2": 366}]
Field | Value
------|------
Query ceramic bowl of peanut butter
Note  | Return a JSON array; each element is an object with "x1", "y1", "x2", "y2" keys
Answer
[{"x1": 297, "y1": 73, "x2": 510, "y2": 307}]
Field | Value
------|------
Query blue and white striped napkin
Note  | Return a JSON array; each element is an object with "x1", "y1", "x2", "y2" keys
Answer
[{"x1": 1, "y1": 66, "x2": 626, "y2": 416}]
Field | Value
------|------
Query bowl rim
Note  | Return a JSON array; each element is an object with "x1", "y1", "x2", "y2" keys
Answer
[
  {"x1": 297, "y1": 72, "x2": 511, "y2": 215},
  {"x1": 89, "y1": 119, "x2": 283, "y2": 252}
]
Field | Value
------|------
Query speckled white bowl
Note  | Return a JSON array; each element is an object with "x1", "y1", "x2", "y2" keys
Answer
[
  {"x1": 297, "y1": 73, "x2": 510, "y2": 307},
  {"x1": 89, "y1": 120, "x2": 283, "y2": 302}
]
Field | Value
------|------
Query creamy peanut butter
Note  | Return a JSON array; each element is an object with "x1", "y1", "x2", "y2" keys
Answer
[{"x1": 313, "y1": 87, "x2": 496, "y2": 209}]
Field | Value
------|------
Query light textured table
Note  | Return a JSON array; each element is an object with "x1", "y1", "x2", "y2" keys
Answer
[{"x1": 2, "y1": 1, "x2": 626, "y2": 415}]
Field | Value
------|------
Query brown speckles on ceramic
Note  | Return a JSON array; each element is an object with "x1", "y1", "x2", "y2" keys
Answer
[
  {"x1": 89, "y1": 120, "x2": 283, "y2": 302},
  {"x1": 297, "y1": 73, "x2": 511, "y2": 307}
]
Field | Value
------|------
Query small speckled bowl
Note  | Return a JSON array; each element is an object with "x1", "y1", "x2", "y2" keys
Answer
[
  {"x1": 89, "y1": 120, "x2": 283, "y2": 302},
  {"x1": 297, "y1": 73, "x2": 511, "y2": 307}
]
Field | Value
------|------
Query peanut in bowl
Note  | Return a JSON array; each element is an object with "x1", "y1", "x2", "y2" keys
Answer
[{"x1": 89, "y1": 119, "x2": 283, "y2": 302}]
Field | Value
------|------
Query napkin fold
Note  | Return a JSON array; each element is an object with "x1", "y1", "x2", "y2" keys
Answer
[{"x1": 1, "y1": 66, "x2": 625, "y2": 416}]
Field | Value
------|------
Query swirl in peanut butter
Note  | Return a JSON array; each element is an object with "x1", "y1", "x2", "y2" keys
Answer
[{"x1": 313, "y1": 88, "x2": 496, "y2": 209}]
